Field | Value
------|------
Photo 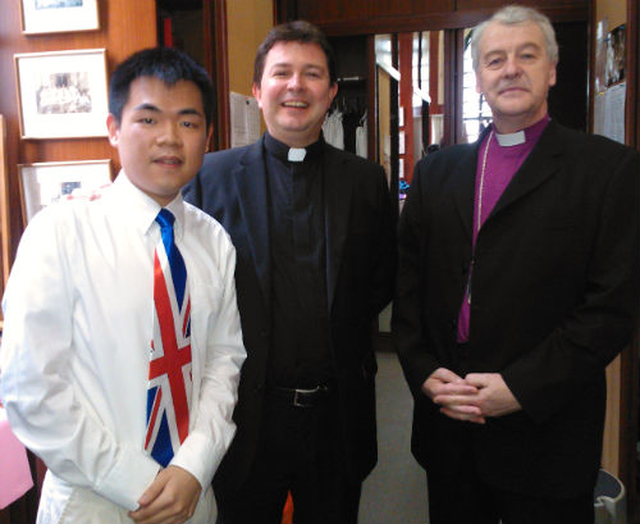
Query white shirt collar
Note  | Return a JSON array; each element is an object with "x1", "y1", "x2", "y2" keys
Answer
[{"x1": 110, "y1": 171, "x2": 185, "y2": 239}]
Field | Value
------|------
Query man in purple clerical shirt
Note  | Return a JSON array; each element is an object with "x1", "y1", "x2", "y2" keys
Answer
[{"x1": 393, "y1": 5, "x2": 639, "y2": 524}]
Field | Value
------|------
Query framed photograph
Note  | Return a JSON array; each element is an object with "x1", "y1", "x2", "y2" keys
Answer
[
  {"x1": 15, "y1": 49, "x2": 109, "y2": 139},
  {"x1": 20, "y1": 0, "x2": 99, "y2": 35},
  {"x1": 19, "y1": 160, "x2": 112, "y2": 223}
]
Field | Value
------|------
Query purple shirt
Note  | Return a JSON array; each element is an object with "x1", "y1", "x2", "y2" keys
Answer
[{"x1": 457, "y1": 115, "x2": 550, "y2": 343}]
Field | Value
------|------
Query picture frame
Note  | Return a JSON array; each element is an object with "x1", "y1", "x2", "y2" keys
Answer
[
  {"x1": 20, "y1": 0, "x2": 99, "y2": 35},
  {"x1": 15, "y1": 49, "x2": 109, "y2": 139},
  {"x1": 18, "y1": 160, "x2": 112, "y2": 224}
]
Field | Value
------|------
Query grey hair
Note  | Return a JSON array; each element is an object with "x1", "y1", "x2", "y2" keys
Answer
[{"x1": 470, "y1": 5, "x2": 559, "y2": 71}]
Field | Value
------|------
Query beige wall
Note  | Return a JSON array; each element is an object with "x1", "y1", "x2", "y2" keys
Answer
[
  {"x1": 596, "y1": 0, "x2": 626, "y2": 31},
  {"x1": 227, "y1": 0, "x2": 273, "y2": 96}
]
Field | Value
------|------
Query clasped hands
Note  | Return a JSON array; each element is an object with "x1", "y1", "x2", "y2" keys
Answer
[{"x1": 422, "y1": 367, "x2": 522, "y2": 424}]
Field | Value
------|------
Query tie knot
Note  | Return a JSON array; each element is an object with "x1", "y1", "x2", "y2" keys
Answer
[{"x1": 156, "y1": 208, "x2": 175, "y2": 231}]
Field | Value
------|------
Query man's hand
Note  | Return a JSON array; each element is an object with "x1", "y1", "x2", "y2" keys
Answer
[
  {"x1": 423, "y1": 367, "x2": 485, "y2": 424},
  {"x1": 464, "y1": 373, "x2": 522, "y2": 417},
  {"x1": 129, "y1": 465, "x2": 202, "y2": 524}
]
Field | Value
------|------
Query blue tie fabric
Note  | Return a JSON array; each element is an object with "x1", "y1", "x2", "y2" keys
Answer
[{"x1": 155, "y1": 209, "x2": 187, "y2": 310}]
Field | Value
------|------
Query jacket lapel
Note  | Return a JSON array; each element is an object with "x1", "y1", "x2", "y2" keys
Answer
[
  {"x1": 234, "y1": 138, "x2": 271, "y2": 308},
  {"x1": 450, "y1": 135, "x2": 485, "y2": 241},
  {"x1": 490, "y1": 120, "x2": 564, "y2": 218},
  {"x1": 324, "y1": 147, "x2": 352, "y2": 312}
]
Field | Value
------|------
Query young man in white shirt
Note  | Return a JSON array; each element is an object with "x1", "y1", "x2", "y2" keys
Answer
[{"x1": 0, "y1": 47, "x2": 246, "y2": 524}]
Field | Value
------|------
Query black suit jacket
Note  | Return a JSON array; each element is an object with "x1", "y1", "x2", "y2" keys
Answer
[
  {"x1": 393, "y1": 121, "x2": 639, "y2": 498},
  {"x1": 184, "y1": 136, "x2": 396, "y2": 500}
]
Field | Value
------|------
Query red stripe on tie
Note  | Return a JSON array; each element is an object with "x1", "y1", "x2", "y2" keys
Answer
[{"x1": 150, "y1": 252, "x2": 191, "y2": 443}]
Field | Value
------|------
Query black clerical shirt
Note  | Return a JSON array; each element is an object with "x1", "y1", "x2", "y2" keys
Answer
[{"x1": 263, "y1": 133, "x2": 333, "y2": 388}]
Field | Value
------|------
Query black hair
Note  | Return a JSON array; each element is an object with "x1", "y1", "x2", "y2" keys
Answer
[
  {"x1": 109, "y1": 47, "x2": 214, "y2": 128},
  {"x1": 253, "y1": 20, "x2": 336, "y2": 85}
]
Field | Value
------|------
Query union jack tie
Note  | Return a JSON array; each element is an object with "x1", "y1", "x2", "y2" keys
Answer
[{"x1": 145, "y1": 208, "x2": 192, "y2": 467}]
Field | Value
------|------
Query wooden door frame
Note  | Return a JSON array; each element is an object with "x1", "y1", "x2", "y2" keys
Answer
[{"x1": 203, "y1": 0, "x2": 230, "y2": 151}]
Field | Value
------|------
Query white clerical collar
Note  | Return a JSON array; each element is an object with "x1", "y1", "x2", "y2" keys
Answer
[
  {"x1": 495, "y1": 130, "x2": 526, "y2": 147},
  {"x1": 287, "y1": 148, "x2": 306, "y2": 162}
]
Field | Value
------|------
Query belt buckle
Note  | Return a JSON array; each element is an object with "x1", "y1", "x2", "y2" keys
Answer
[
  {"x1": 293, "y1": 388, "x2": 313, "y2": 408},
  {"x1": 292, "y1": 385, "x2": 328, "y2": 408}
]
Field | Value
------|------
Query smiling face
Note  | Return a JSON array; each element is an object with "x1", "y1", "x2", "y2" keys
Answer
[
  {"x1": 252, "y1": 41, "x2": 338, "y2": 148},
  {"x1": 475, "y1": 21, "x2": 557, "y2": 133},
  {"x1": 107, "y1": 76, "x2": 211, "y2": 206}
]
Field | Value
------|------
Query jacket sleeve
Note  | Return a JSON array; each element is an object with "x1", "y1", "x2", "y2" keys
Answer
[
  {"x1": 502, "y1": 146, "x2": 640, "y2": 423},
  {"x1": 392, "y1": 159, "x2": 442, "y2": 399}
]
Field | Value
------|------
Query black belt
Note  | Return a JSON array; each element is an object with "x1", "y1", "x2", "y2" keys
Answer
[{"x1": 268, "y1": 385, "x2": 331, "y2": 408}]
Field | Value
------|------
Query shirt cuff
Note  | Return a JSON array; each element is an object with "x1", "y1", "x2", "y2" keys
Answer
[
  {"x1": 95, "y1": 445, "x2": 161, "y2": 511},
  {"x1": 170, "y1": 431, "x2": 220, "y2": 490}
]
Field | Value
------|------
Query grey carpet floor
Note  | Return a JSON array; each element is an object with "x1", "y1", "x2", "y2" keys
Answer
[{"x1": 359, "y1": 351, "x2": 428, "y2": 523}]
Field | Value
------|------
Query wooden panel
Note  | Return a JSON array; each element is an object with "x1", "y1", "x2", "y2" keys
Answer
[
  {"x1": 303, "y1": 7, "x2": 588, "y2": 37},
  {"x1": 297, "y1": 0, "x2": 369, "y2": 23},
  {"x1": 602, "y1": 356, "x2": 621, "y2": 474},
  {"x1": 298, "y1": 0, "x2": 456, "y2": 21},
  {"x1": 0, "y1": 0, "x2": 157, "y2": 269},
  {"x1": 412, "y1": 0, "x2": 456, "y2": 14},
  {"x1": 456, "y1": 0, "x2": 587, "y2": 10},
  {"x1": 620, "y1": 335, "x2": 639, "y2": 522},
  {"x1": 371, "y1": 0, "x2": 417, "y2": 18},
  {"x1": 284, "y1": 0, "x2": 588, "y2": 36},
  {"x1": 213, "y1": 0, "x2": 230, "y2": 150}
]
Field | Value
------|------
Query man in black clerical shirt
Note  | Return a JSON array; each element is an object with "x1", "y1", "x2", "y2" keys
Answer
[
  {"x1": 184, "y1": 21, "x2": 396, "y2": 524},
  {"x1": 264, "y1": 135, "x2": 332, "y2": 390}
]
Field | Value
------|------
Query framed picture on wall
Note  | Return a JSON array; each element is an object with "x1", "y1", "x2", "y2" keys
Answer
[
  {"x1": 18, "y1": 160, "x2": 112, "y2": 223},
  {"x1": 15, "y1": 49, "x2": 109, "y2": 139},
  {"x1": 20, "y1": 0, "x2": 99, "y2": 35}
]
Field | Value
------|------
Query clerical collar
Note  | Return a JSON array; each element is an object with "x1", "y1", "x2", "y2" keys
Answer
[
  {"x1": 493, "y1": 114, "x2": 550, "y2": 147},
  {"x1": 495, "y1": 130, "x2": 525, "y2": 147},
  {"x1": 288, "y1": 148, "x2": 306, "y2": 162},
  {"x1": 264, "y1": 132, "x2": 324, "y2": 163}
]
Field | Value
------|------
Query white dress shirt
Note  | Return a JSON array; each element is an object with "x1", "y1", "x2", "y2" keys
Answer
[{"x1": 0, "y1": 172, "x2": 246, "y2": 524}]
